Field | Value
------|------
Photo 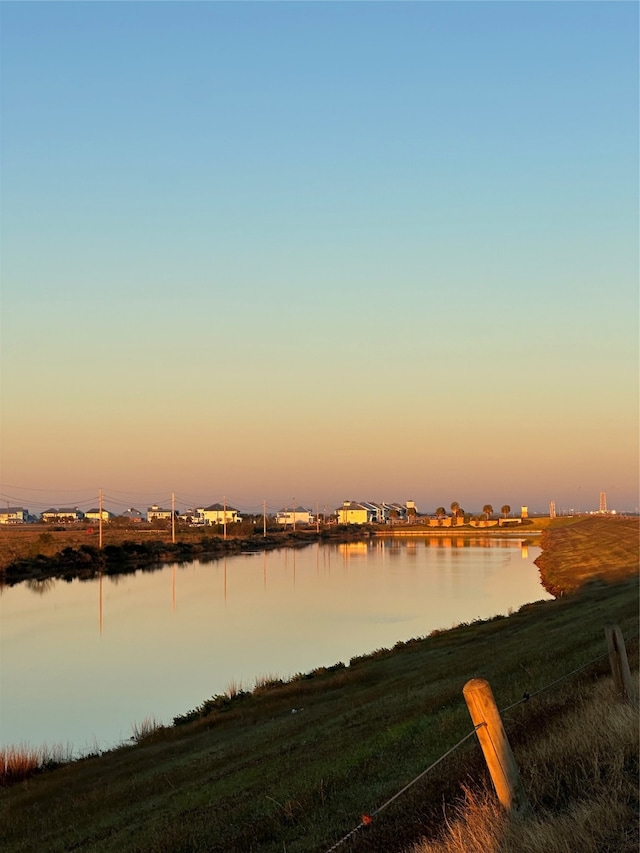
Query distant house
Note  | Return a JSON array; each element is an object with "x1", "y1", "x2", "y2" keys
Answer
[
  {"x1": 146, "y1": 505, "x2": 175, "y2": 522},
  {"x1": 275, "y1": 507, "x2": 313, "y2": 527},
  {"x1": 121, "y1": 508, "x2": 144, "y2": 523},
  {"x1": 41, "y1": 508, "x2": 85, "y2": 523},
  {"x1": 0, "y1": 507, "x2": 28, "y2": 525},
  {"x1": 336, "y1": 501, "x2": 376, "y2": 525},
  {"x1": 178, "y1": 509, "x2": 202, "y2": 525},
  {"x1": 84, "y1": 508, "x2": 114, "y2": 523},
  {"x1": 336, "y1": 500, "x2": 412, "y2": 525},
  {"x1": 197, "y1": 504, "x2": 241, "y2": 525},
  {"x1": 383, "y1": 502, "x2": 408, "y2": 522}
]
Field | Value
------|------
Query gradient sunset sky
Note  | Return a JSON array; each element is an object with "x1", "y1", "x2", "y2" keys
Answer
[{"x1": 1, "y1": 1, "x2": 638, "y2": 517}]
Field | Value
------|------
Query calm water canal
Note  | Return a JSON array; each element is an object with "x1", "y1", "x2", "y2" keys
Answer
[{"x1": 1, "y1": 537, "x2": 550, "y2": 753}]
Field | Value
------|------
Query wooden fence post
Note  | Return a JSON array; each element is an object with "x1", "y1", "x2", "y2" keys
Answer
[
  {"x1": 463, "y1": 678, "x2": 530, "y2": 815},
  {"x1": 605, "y1": 624, "x2": 637, "y2": 705}
]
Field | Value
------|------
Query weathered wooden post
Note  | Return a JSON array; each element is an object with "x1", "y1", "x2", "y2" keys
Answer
[
  {"x1": 463, "y1": 678, "x2": 530, "y2": 814},
  {"x1": 605, "y1": 624, "x2": 637, "y2": 705}
]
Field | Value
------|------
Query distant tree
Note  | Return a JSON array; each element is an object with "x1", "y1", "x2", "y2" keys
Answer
[
  {"x1": 450, "y1": 501, "x2": 460, "y2": 517},
  {"x1": 483, "y1": 504, "x2": 493, "y2": 520},
  {"x1": 501, "y1": 505, "x2": 511, "y2": 518},
  {"x1": 407, "y1": 506, "x2": 417, "y2": 522},
  {"x1": 435, "y1": 507, "x2": 446, "y2": 518}
]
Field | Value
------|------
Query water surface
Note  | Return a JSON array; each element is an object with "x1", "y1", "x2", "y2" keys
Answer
[{"x1": 0, "y1": 537, "x2": 549, "y2": 752}]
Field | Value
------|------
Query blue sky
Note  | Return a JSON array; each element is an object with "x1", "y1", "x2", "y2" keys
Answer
[{"x1": 1, "y1": 1, "x2": 638, "y2": 515}]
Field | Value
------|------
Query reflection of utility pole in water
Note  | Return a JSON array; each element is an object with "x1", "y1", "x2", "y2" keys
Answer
[
  {"x1": 293, "y1": 548, "x2": 296, "y2": 587},
  {"x1": 172, "y1": 564, "x2": 176, "y2": 612},
  {"x1": 263, "y1": 551, "x2": 267, "y2": 590},
  {"x1": 224, "y1": 558, "x2": 227, "y2": 602},
  {"x1": 98, "y1": 572, "x2": 103, "y2": 635}
]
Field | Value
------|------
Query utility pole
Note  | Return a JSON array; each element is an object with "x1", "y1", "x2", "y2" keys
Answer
[
  {"x1": 263, "y1": 499, "x2": 267, "y2": 538},
  {"x1": 223, "y1": 495, "x2": 227, "y2": 540},
  {"x1": 292, "y1": 498, "x2": 296, "y2": 531},
  {"x1": 98, "y1": 488, "x2": 103, "y2": 549},
  {"x1": 316, "y1": 501, "x2": 320, "y2": 533},
  {"x1": 171, "y1": 492, "x2": 176, "y2": 544}
]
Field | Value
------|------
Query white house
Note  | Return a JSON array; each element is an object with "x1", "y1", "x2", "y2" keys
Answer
[
  {"x1": 42, "y1": 508, "x2": 85, "y2": 523},
  {"x1": 85, "y1": 508, "x2": 114, "y2": 523},
  {"x1": 275, "y1": 506, "x2": 313, "y2": 527},
  {"x1": 197, "y1": 503, "x2": 241, "y2": 525},
  {"x1": 0, "y1": 507, "x2": 28, "y2": 524},
  {"x1": 146, "y1": 505, "x2": 175, "y2": 522}
]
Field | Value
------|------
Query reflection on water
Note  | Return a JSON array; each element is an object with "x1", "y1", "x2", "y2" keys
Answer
[{"x1": 1, "y1": 538, "x2": 549, "y2": 753}]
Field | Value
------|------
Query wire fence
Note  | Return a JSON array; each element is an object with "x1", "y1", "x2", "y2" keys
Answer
[{"x1": 324, "y1": 633, "x2": 637, "y2": 852}]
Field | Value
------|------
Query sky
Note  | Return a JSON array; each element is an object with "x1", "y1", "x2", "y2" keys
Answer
[{"x1": 1, "y1": 1, "x2": 638, "y2": 517}]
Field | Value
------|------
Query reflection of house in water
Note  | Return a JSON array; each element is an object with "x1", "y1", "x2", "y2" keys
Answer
[{"x1": 338, "y1": 542, "x2": 369, "y2": 558}]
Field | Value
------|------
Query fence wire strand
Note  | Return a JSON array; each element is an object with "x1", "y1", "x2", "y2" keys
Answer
[
  {"x1": 323, "y1": 632, "x2": 636, "y2": 852},
  {"x1": 324, "y1": 726, "x2": 482, "y2": 853}
]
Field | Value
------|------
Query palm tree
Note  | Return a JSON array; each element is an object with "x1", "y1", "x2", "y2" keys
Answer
[
  {"x1": 501, "y1": 504, "x2": 511, "y2": 518},
  {"x1": 483, "y1": 504, "x2": 493, "y2": 520},
  {"x1": 450, "y1": 501, "x2": 460, "y2": 518}
]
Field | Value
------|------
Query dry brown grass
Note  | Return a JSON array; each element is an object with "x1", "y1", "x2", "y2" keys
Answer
[
  {"x1": 408, "y1": 677, "x2": 639, "y2": 853},
  {"x1": 0, "y1": 743, "x2": 74, "y2": 786},
  {"x1": 535, "y1": 516, "x2": 639, "y2": 594}
]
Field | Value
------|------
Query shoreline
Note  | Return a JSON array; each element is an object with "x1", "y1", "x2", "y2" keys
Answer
[{"x1": 0, "y1": 524, "x2": 544, "y2": 585}]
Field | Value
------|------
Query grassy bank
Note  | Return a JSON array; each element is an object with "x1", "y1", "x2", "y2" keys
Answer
[{"x1": 0, "y1": 517, "x2": 637, "y2": 852}]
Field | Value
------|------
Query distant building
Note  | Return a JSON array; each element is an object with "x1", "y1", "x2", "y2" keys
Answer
[
  {"x1": 85, "y1": 508, "x2": 114, "y2": 523},
  {"x1": 336, "y1": 501, "x2": 375, "y2": 524},
  {"x1": 41, "y1": 508, "x2": 85, "y2": 523},
  {"x1": 196, "y1": 504, "x2": 241, "y2": 525},
  {"x1": 146, "y1": 505, "x2": 174, "y2": 522},
  {"x1": 0, "y1": 507, "x2": 28, "y2": 524},
  {"x1": 121, "y1": 508, "x2": 144, "y2": 522},
  {"x1": 275, "y1": 507, "x2": 313, "y2": 527}
]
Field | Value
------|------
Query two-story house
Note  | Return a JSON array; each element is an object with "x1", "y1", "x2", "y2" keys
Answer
[{"x1": 0, "y1": 507, "x2": 28, "y2": 524}]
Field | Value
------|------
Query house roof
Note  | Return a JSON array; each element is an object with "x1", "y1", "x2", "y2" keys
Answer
[
  {"x1": 121, "y1": 508, "x2": 143, "y2": 517},
  {"x1": 277, "y1": 506, "x2": 311, "y2": 513},
  {"x1": 201, "y1": 503, "x2": 239, "y2": 512},
  {"x1": 0, "y1": 506, "x2": 25, "y2": 514}
]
